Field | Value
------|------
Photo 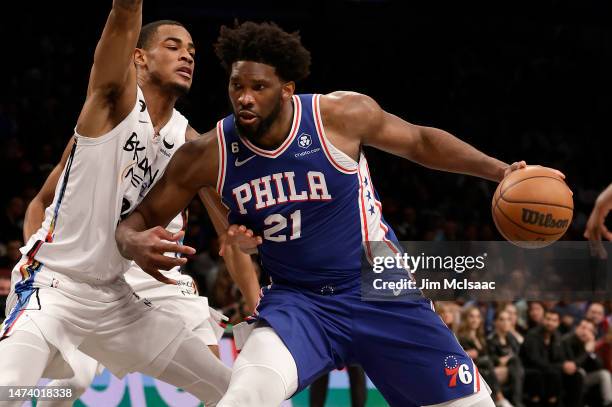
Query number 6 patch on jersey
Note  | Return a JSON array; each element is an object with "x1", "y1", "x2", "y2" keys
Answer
[{"x1": 444, "y1": 355, "x2": 480, "y2": 391}]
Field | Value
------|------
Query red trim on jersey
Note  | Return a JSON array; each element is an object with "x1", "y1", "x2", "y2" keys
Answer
[
  {"x1": 357, "y1": 166, "x2": 373, "y2": 261},
  {"x1": 231, "y1": 337, "x2": 239, "y2": 358},
  {"x1": 216, "y1": 120, "x2": 226, "y2": 195},
  {"x1": 362, "y1": 159, "x2": 400, "y2": 254},
  {"x1": 239, "y1": 95, "x2": 301, "y2": 158},
  {"x1": 314, "y1": 94, "x2": 358, "y2": 174},
  {"x1": 475, "y1": 364, "x2": 481, "y2": 392}
]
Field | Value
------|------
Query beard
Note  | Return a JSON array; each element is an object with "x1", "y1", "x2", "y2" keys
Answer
[{"x1": 234, "y1": 96, "x2": 283, "y2": 142}]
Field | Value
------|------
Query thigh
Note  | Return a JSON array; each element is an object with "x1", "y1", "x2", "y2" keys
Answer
[
  {"x1": 79, "y1": 295, "x2": 186, "y2": 378},
  {"x1": 0, "y1": 328, "x2": 54, "y2": 390},
  {"x1": 254, "y1": 285, "x2": 351, "y2": 393},
  {"x1": 353, "y1": 297, "x2": 481, "y2": 406}
]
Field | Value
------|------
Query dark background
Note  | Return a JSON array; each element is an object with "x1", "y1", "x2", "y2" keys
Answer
[
  {"x1": 2, "y1": 0, "x2": 611, "y2": 253},
  {"x1": 0, "y1": 1, "x2": 611, "y2": 403}
]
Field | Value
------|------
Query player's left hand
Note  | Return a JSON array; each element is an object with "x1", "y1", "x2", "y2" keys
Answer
[{"x1": 219, "y1": 224, "x2": 263, "y2": 256}]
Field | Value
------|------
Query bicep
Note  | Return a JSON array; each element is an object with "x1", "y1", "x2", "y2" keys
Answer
[
  {"x1": 363, "y1": 111, "x2": 424, "y2": 161},
  {"x1": 324, "y1": 92, "x2": 423, "y2": 161},
  {"x1": 136, "y1": 138, "x2": 217, "y2": 229}
]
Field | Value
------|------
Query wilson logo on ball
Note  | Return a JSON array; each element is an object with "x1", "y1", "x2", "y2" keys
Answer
[{"x1": 521, "y1": 209, "x2": 569, "y2": 229}]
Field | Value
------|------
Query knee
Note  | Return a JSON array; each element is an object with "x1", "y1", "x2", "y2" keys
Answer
[{"x1": 219, "y1": 365, "x2": 289, "y2": 407}]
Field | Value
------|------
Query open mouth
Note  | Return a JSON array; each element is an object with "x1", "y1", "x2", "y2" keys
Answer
[{"x1": 238, "y1": 110, "x2": 259, "y2": 125}]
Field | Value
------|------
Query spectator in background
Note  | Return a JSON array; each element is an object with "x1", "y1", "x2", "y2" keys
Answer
[
  {"x1": 527, "y1": 301, "x2": 546, "y2": 331},
  {"x1": 0, "y1": 239, "x2": 23, "y2": 268},
  {"x1": 457, "y1": 306, "x2": 510, "y2": 407},
  {"x1": 562, "y1": 319, "x2": 612, "y2": 407},
  {"x1": 503, "y1": 303, "x2": 525, "y2": 344},
  {"x1": 488, "y1": 310, "x2": 524, "y2": 407},
  {"x1": 596, "y1": 329, "x2": 612, "y2": 373},
  {"x1": 554, "y1": 301, "x2": 584, "y2": 336},
  {"x1": 0, "y1": 268, "x2": 10, "y2": 320},
  {"x1": 586, "y1": 303, "x2": 609, "y2": 340},
  {"x1": 435, "y1": 301, "x2": 461, "y2": 332},
  {"x1": 521, "y1": 310, "x2": 582, "y2": 407},
  {"x1": 0, "y1": 197, "x2": 25, "y2": 243}
]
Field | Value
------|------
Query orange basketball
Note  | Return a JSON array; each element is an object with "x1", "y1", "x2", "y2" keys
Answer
[{"x1": 491, "y1": 166, "x2": 573, "y2": 248}]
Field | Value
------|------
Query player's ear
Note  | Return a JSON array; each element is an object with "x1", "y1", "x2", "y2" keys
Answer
[
  {"x1": 281, "y1": 81, "x2": 295, "y2": 101},
  {"x1": 134, "y1": 48, "x2": 146, "y2": 67}
]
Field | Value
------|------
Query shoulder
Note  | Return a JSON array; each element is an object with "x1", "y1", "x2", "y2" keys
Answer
[
  {"x1": 181, "y1": 128, "x2": 217, "y2": 155},
  {"x1": 319, "y1": 91, "x2": 382, "y2": 122},
  {"x1": 319, "y1": 91, "x2": 384, "y2": 137},
  {"x1": 172, "y1": 128, "x2": 219, "y2": 188}
]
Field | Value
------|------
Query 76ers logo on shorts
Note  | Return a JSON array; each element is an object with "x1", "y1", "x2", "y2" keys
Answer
[
  {"x1": 298, "y1": 133, "x2": 312, "y2": 148},
  {"x1": 444, "y1": 355, "x2": 473, "y2": 387}
]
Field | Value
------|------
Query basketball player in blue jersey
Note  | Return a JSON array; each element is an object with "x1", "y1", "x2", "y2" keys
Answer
[{"x1": 116, "y1": 22, "x2": 565, "y2": 407}]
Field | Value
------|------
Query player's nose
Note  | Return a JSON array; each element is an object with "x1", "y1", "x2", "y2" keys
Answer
[
  {"x1": 179, "y1": 49, "x2": 194, "y2": 64},
  {"x1": 238, "y1": 90, "x2": 255, "y2": 107}
]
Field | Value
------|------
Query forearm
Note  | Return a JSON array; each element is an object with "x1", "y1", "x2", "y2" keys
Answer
[
  {"x1": 115, "y1": 210, "x2": 148, "y2": 260},
  {"x1": 113, "y1": 0, "x2": 142, "y2": 11},
  {"x1": 414, "y1": 126, "x2": 508, "y2": 182},
  {"x1": 23, "y1": 198, "x2": 46, "y2": 242},
  {"x1": 595, "y1": 183, "x2": 612, "y2": 209},
  {"x1": 221, "y1": 244, "x2": 260, "y2": 314}
]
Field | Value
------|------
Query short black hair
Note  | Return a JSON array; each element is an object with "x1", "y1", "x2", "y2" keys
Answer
[
  {"x1": 137, "y1": 20, "x2": 185, "y2": 49},
  {"x1": 578, "y1": 318, "x2": 596, "y2": 328},
  {"x1": 214, "y1": 21, "x2": 311, "y2": 82},
  {"x1": 544, "y1": 309, "x2": 560, "y2": 318}
]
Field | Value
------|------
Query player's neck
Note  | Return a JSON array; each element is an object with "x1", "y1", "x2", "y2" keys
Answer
[
  {"x1": 139, "y1": 81, "x2": 178, "y2": 134},
  {"x1": 251, "y1": 99, "x2": 295, "y2": 150}
]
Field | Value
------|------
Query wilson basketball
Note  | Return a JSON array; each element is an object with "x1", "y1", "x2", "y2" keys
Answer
[{"x1": 492, "y1": 166, "x2": 573, "y2": 248}]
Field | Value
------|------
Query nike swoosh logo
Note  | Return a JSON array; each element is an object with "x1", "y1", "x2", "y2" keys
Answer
[
  {"x1": 163, "y1": 137, "x2": 174, "y2": 149},
  {"x1": 138, "y1": 120, "x2": 149, "y2": 123},
  {"x1": 235, "y1": 155, "x2": 256, "y2": 167}
]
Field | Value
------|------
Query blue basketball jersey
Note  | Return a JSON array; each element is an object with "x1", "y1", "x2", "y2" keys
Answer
[{"x1": 217, "y1": 94, "x2": 402, "y2": 287}]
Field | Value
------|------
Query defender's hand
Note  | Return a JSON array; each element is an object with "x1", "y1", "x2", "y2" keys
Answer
[
  {"x1": 219, "y1": 224, "x2": 262, "y2": 256},
  {"x1": 127, "y1": 228, "x2": 196, "y2": 284}
]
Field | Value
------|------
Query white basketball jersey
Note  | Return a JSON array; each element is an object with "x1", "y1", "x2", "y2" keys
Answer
[{"x1": 22, "y1": 87, "x2": 188, "y2": 284}]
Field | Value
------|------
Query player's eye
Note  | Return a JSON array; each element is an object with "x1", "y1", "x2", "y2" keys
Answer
[{"x1": 253, "y1": 84, "x2": 265, "y2": 91}]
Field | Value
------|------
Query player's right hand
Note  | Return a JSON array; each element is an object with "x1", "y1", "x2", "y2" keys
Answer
[
  {"x1": 220, "y1": 224, "x2": 262, "y2": 256},
  {"x1": 126, "y1": 227, "x2": 196, "y2": 284}
]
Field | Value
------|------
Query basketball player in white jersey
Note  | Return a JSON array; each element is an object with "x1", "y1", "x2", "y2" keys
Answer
[
  {"x1": 0, "y1": 2, "x2": 258, "y2": 405},
  {"x1": 23, "y1": 151, "x2": 255, "y2": 406}
]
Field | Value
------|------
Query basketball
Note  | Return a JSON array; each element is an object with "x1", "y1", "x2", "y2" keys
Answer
[{"x1": 492, "y1": 166, "x2": 573, "y2": 248}]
